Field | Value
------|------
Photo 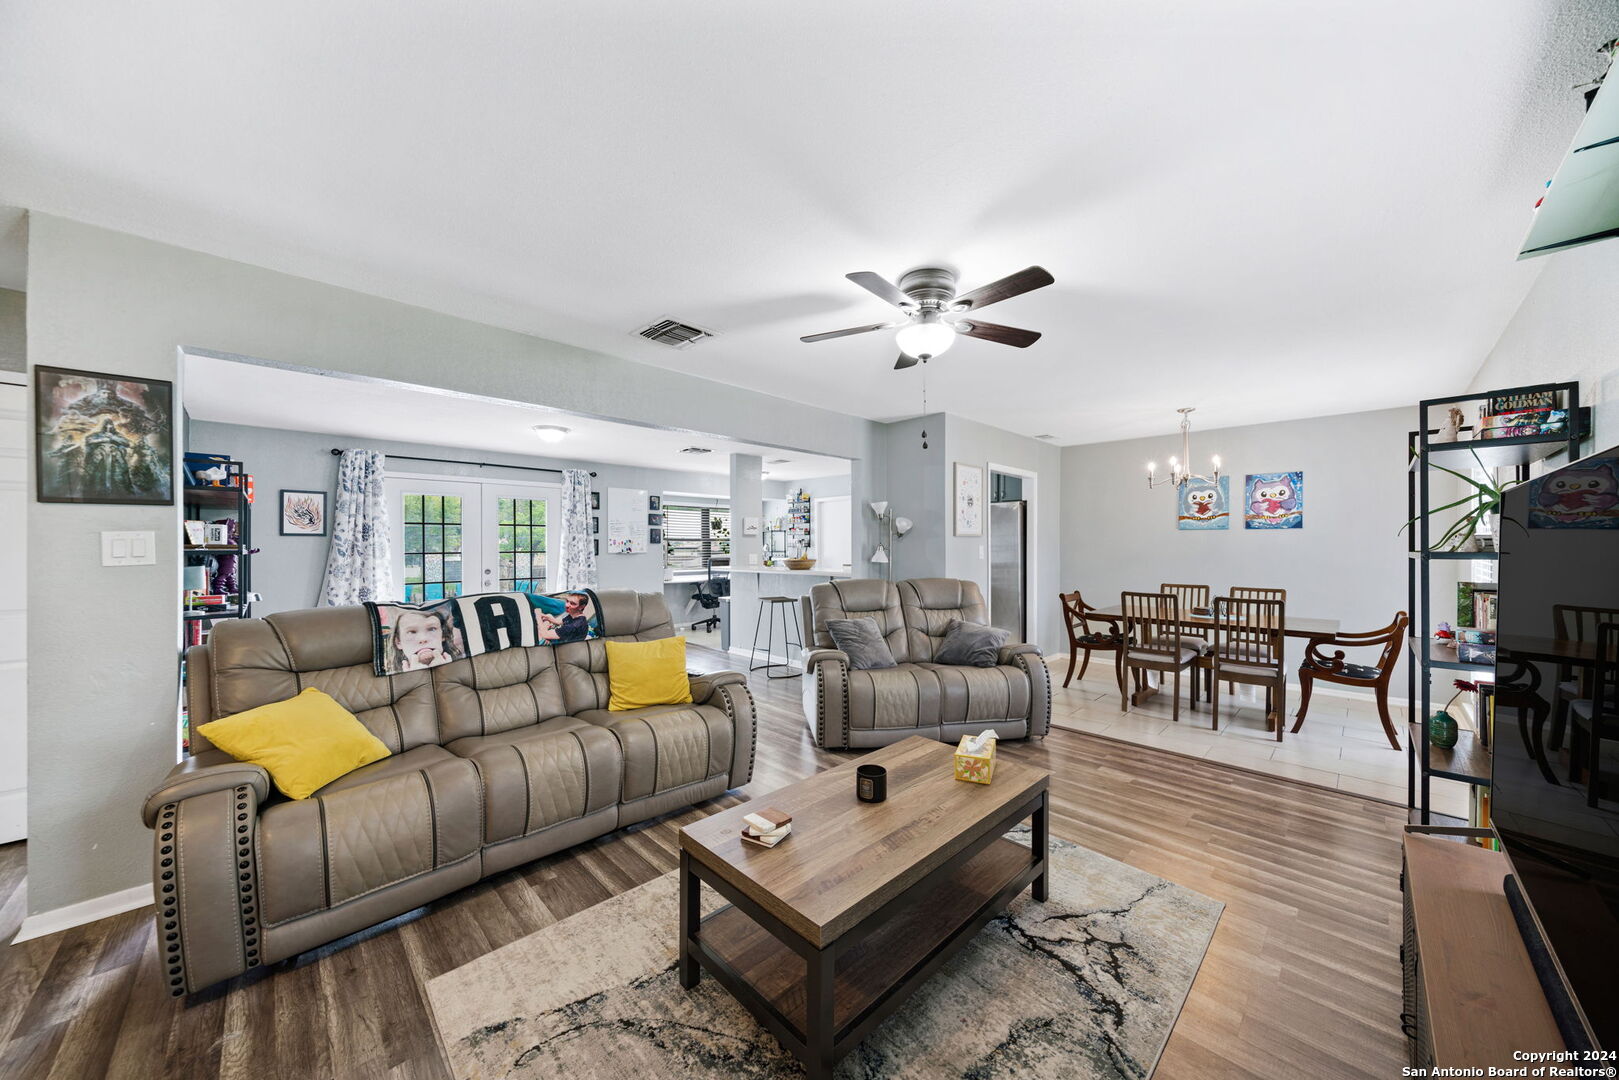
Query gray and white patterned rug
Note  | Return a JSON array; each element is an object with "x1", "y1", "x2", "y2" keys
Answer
[{"x1": 425, "y1": 833, "x2": 1222, "y2": 1080}]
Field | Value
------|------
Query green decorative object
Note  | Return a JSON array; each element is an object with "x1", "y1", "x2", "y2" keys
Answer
[{"x1": 1428, "y1": 711, "x2": 1459, "y2": 749}]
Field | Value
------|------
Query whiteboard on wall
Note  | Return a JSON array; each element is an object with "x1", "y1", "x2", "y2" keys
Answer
[{"x1": 607, "y1": 487, "x2": 649, "y2": 554}]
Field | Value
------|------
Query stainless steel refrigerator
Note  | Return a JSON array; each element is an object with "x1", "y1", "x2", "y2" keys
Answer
[{"x1": 988, "y1": 501, "x2": 1026, "y2": 641}]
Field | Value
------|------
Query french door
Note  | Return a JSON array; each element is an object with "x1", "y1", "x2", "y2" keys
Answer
[{"x1": 384, "y1": 475, "x2": 559, "y2": 602}]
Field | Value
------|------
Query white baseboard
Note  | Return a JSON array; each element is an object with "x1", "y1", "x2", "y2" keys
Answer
[
  {"x1": 11, "y1": 882, "x2": 153, "y2": 945},
  {"x1": 0, "y1": 789, "x2": 23, "y2": 845}
]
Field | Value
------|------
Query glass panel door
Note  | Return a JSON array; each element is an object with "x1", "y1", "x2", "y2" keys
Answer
[
  {"x1": 384, "y1": 477, "x2": 482, "y2": 603},
  {"x1": 484, "y1": 484, "x2": 558, "y2": 594}
]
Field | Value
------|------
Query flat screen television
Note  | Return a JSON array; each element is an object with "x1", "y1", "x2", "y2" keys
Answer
[{"x1": 1493, "y1": 441, "x2": 1619, "y2": 1048}]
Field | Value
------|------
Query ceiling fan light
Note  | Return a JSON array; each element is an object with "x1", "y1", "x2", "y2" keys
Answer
[{"x1": 895, "y1": 313, "x2": 955, "y2": 360}]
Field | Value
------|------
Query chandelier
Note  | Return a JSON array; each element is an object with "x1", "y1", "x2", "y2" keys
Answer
[{"x1": 1146, "y1": 407, "x2": 1221, "y2": 490}]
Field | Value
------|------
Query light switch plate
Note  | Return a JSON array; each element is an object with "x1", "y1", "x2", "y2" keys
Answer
[{"x1": 102, "y1": 531, "x2": 157, "y2": 566}]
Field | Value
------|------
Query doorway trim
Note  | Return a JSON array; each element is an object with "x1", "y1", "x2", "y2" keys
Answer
[{"x1": 986, "y1": 462, "x2": 1039, "y2": 651}]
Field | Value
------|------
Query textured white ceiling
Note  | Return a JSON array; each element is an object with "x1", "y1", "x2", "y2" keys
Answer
[
  {"x1": 182, "y1": 354, "x2": 852, "y2": 482},
  {"x1": 3, "y1": 2, "x2": 1613, "y2": 443}
]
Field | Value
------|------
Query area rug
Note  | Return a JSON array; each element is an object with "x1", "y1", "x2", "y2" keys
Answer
[{"x1": 425, "y1": 832, "x2": 1222, "y2": 1080}]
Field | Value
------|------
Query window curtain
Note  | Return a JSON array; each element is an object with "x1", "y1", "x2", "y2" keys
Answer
[
  {"x1": 558, "y1": 468, "x2": 598, "y2": 589},
  {"x1": 320, "y1": 449, "x2": 393, "y2": 605}
]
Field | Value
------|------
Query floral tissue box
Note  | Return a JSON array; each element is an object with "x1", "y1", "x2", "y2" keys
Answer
[{"x1": 953, "y1": 732, "x2": 997, "y2": 784}]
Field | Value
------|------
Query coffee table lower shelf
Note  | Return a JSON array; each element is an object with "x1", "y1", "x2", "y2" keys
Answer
[{"x1": 680, "y1": 815, "x2": 1046, "y2": 1080}]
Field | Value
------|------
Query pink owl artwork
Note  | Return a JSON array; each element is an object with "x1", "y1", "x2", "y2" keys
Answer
[
  {"x1": 1244, "y1": 472, "x2": 1304, "y2": 529},
  {"x1": 1528, "y1": 458, "x2": 1619, "y2": 529}
]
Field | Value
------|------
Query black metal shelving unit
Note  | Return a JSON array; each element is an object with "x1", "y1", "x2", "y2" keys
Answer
[
  {"x1": 1406, "y1": 382, "x2": 1585, "y2": 825},
  {"x1": 180, "y1": 462, "x2": 254, "y2": 754}
]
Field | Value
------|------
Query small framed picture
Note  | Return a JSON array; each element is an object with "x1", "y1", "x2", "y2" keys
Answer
[
  {"x1": 592, "y1": 516, "x2": 600, "y2": 534},
  {"x1": 649, "y1": 495, "x2": 661, "y2": 511},
  {"x1": 590, "y1": 491, "x2": 600, "y2": 510},
  {"x1": 649, "y1": 527, "x2": 662, "y2": 544},
  {"x1": 280, "y1": 489, "x2": 328, "y2": 536},
  {"x1": 648, "y1": 512, "x2": 663, "y2": 527},
  {"x1": 593, "y1": 538, "x2": 600, "y2": 556},
  {"x1": 203, "y1": 523, "x2": 232, "y2": 546}
]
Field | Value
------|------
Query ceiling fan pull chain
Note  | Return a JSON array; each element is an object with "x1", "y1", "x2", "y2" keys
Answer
[{"x1": 921, "y1": 361, "x2": 929, "y2": 450}]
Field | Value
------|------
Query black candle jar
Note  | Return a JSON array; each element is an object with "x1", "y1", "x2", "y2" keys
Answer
[{"x1": 856, "y1": 764, "x2": 887, "y2": 803}]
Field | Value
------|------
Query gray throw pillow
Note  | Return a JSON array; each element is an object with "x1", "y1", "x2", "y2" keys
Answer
[
  {"x1": 934, "y1": 619, "x2": 1011, "y2": 667},
  {"x1": 825, "y1": 616, "x2": 898, "y2": 670}
]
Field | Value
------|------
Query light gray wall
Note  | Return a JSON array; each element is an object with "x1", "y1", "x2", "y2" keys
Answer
[
  {"x1": 944, "y1": 415, "x2": 1064, "y2": 652},
  {"x1": 881, "y1": 414, "x2": 948, "y2": 580},
  {"x1": 186, "y1": 420, "x2": 729, "y2": 614},
  {"x1": 24, "y1": 213, "x2": 891, "y2": 916},
  {"x1": 1060, "y1": 407, "x2": 1414, "y2": 671},
  {"x1": 0, "y1": 288, "x2": 23, "y2": 372},
  {"x1": 1469, "y1": 239, "x2": 1619, "y2": 450}
]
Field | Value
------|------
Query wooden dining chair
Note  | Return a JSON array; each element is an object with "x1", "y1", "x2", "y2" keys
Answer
[
  {"x1": 1118, "y1": 591, "x2": 1201, "y2": 721},
  {"x1": 1219, "y1": 587, "x2": 1287, "y2": 692},
  {"x1": 1549, "y1": 604, "x2": 1619, "y2": 752},
  {"x1": 1294, "y1": 611, "x2": 1409, "y2": 750},
  {"x1": 1203, "y1": 595, "x2": 1287, "y2": 740},
  {"x1": 1566, "y1": 621, "x2": 1619, "y2": 808},
  {"x1": 1059, "y1": 590, "x2": 1123, "y2": 688}
]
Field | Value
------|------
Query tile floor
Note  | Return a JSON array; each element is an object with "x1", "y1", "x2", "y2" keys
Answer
[{"x1": 1043, "y1": 655, "x2": 1472, "y2": 819}]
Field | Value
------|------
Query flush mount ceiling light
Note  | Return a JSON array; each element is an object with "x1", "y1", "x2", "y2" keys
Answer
[
  {"x1": 531, "y1": 425, "x2": 571, "y2": 443},
  {"x1": 799, "y1": 265, "x2": 1054, "y2": 368}
]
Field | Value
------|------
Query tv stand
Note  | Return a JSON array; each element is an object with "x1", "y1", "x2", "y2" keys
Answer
[{"x1": 1401, "y1": 830, "x2": 1564, "y2": 1068}]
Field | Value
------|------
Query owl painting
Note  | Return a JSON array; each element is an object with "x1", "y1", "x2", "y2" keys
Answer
[
  {"x1": 1244, "y1": 471, "x2": 1304, "y2": 529},
  {"x1": 1178, "y1": 476, "x2": 1230, "y2": 530},
  {"x1": 1528, "y1": 458, "x2": 1619, "y2": 529}
]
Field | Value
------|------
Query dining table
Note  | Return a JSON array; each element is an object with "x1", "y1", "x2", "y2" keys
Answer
[{"x1": 1089, "y1": 605, "x2": 1340, "y2": 641}]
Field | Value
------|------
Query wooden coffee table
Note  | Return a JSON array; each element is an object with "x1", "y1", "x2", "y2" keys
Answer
[{"x1": 678, "y1": 736, "x2": 1050, "y2": 1079}]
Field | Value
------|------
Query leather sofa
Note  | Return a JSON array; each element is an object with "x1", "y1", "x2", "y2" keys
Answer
[
  {"x1": 142, "y1": 590, "x2": 755, "y2": 996},
  {"x1": 800, "y1": 578, "x2": 1050, "y2": 749}
]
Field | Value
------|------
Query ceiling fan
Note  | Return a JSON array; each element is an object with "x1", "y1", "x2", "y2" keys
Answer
[{"x1": 799, "y1": 265, "x2": 1054, "y2": 369}]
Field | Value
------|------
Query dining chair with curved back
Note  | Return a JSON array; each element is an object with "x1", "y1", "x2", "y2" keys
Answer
[
  {"x1": 1566, "y1": 621, "x2": 1619, "y2": 808},
  {"x1": 1119, "y1": 591, "x2": 1201, "y2": 722},
  {"x1": 1294, "y1": 611, "x2": 1409, "y2": 749},
  {"x1": 1203, "y1": 595, "x2": 1288, "y2": 740},
  {"x1": 1059, "y1": 590, "x2": 1124, "y2": 689},
  {"x1": 1550, "y1": 604, "x2": 1619, "y2": 753}
]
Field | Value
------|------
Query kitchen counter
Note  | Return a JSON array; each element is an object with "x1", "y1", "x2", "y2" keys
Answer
[{"x1": 724, "y1": 566, "x2": 852, "y2": 578}]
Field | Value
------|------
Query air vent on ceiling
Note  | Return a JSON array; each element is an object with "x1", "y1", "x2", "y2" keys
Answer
[
  {"x1": 679, "y1": 446, "x2": 713, "y2": 455},
  {"x1": 767, "y1": 458, "x2": 792, "y2": 465},
  {"x1": 636, "y1": 318, "x2": 714, "y2": 349},
  {"x1": 1035, "y1": 434, "x2": 1056, "y2": 440}
]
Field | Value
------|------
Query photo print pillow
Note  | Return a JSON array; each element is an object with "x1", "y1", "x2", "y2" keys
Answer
[{"x1": 367, "y1": 598, "x2": 468, "y2": 676}]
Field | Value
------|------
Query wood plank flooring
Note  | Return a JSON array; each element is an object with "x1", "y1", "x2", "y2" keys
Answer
[{"x1": 0, "y1": 644, "x2": 1409, "y2": 1078}]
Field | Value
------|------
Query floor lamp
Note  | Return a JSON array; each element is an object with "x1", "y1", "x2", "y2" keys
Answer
[{"x1": 868, "y1": 502, "x2": 912, "y2": 582}]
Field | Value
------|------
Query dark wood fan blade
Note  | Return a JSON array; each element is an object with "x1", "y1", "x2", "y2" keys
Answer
[
  {"x1": 958, "y1": 320, "x2": 1042, "y2": 348},
  {"x1": 894, "y1": 354, "x2": 919, "y2": 369},
  {"x1": 846, "y1": 271, "x2": 917, "y2": 309},
  {"x1": 799, "y1": 321, "x2": 896, "y2": 344},
  {"x1": 952, "y1": 266, "x2": 1054, "y2": 311}
]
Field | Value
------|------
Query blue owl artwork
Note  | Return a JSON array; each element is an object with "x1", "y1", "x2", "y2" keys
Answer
[
  {"x1": 1178, "y1": 476, "x2": 1229, "y2": 530},
  {"x1": 1244, "y1": 472, "x2": 1304, "y2": 529},
  {"x1": 1528, "y1": 458, "x2": 1619, "y2": 529}
]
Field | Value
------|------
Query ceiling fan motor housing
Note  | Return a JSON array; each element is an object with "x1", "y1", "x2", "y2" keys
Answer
[{"x1": 896, "y1": 267, "x2": 958, "y2": 308}]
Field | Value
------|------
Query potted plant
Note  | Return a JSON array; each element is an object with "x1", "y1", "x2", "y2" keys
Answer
[{"x1": 1402, "y1": 447, "x2": 1521, "y2": 552}]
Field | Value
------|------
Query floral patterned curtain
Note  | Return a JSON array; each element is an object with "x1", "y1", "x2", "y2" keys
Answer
[
  {"x1": 558, "y1": 468, "x2": 598, "y2": 589},
  {"x1": 320, "y1": 449, "x2": 394, "y2": 605}
]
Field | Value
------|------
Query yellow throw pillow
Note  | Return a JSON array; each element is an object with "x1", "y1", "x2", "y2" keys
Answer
[
  {"x1": 606, "y1": 636, "x2": 694, "y2": 712},
  {"x1": 197, "y1": 687, "x2": 391, "y2": 800}
]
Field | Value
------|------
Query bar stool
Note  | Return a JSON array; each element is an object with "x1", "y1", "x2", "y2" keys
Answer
[{"x1": 750, "y1": 595, "x2": 803, "y2": 679}]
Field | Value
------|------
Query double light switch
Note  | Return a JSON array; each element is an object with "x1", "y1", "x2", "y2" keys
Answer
[{"x1": 101, "y1": 531, "x2": 157, "y2": 566}]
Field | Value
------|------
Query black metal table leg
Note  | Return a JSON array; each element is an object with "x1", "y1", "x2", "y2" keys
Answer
[
  {"x1": 805, "y1": 945, "x2": 836, "y2": 1080},
  {"x1": 679, "y1": 850, "x2": 699, "y2": 988},
  {"x1": 1032, "y1": 789, "x2": 1049, "y2": 903}
]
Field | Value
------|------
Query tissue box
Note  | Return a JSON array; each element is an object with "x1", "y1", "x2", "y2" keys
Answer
[{"x1": 954, "y1": 735, "x2": 996, "y2": 784}]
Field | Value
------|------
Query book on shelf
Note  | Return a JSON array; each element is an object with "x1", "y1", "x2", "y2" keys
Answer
[
  {"x1": 1485, "y1": 390, "x2": 1558, "y2": 414},
  {"x1": 1456, "y1": 581, "x2": 1497, "y2": 628}
]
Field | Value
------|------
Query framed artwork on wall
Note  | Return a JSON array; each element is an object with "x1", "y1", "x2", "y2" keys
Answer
[
  {"x1": 34, "y1": 366, "x2": 174, "y2": 505},
  {"x1": 648, "y1": 512, "x2": 663, "y2": 527},
  {"x1": 649, "y1": 527, "x2": 662, "y2": 544},
  {"x1": 592, "y1": 516, "x2": 599, "y2": 534},
  {"x1": 1244, "y1": 472, "x2": 1304, "y2": 529},
  {"x1": 1177, "y1": 476, "x2": 1230, "y2": 530},
  {"x1": 954, "y1": 462, "x2": 983, "y2": 536},
  {"x1": 649, "y1": 495, "x2": 661, "y2": 511},
  {"x1": 590, "y1": 491, "x2": 600, "y2": 510},
  {"x1": 279, "y1": 489, "x2": 328, "y2": 535}
]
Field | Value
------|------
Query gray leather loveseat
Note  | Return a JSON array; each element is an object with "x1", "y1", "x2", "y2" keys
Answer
[{"x1": 800, "y1": 577, "x2": 1050, "y2": 749}]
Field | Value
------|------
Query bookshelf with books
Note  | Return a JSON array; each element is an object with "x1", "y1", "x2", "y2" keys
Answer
[
  {"x1": 180, "y1": 454, "x2": 255, "y2": 753},
  {"x1": 1405, "y1": 382, "x2": 1585, "y2": 825}
]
